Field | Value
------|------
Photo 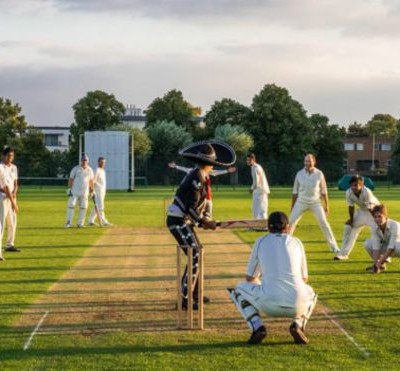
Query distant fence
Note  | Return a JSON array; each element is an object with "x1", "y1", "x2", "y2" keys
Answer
[{"x1": 18, "y1": 176, "x2": 148, "y2": 189}]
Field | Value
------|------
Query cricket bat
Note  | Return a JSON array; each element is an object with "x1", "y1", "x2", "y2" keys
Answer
[{"x1": 216, "y1": 219, "x2": 268, "y2": 229}]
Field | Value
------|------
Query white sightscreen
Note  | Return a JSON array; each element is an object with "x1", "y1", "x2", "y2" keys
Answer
[{"x1": 84, "y1": 131, "x2": 131, "y2": 190}]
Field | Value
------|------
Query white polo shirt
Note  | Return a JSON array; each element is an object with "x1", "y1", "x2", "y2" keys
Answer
[
  {"x1": 70, "y1": 165, "x2": 94, "y2": 196},
  {"x1": 0, "y1": 163, "x2": 18, "y2": 194},
  {"x1": 246, "y1": 233, "x2": 310, "y2": 304},
  {"x1": 94, "y1": 167, "x2": 106, "y2": 194},
  {"x1": 251, "y1": 163, "x2": 270, "y2": 194},
  {"x1": 0, "y1": 166, "x2": 10, "y2": 200},
  {"x1": 346, "y1": 186, "x2": 379, "y2": 211},
  {"x1": 371, "y1": 219, "x2": 400, "y2": 251},
  {"x1": 293, "y1": 167, "x2": 327, "y2": 204}
]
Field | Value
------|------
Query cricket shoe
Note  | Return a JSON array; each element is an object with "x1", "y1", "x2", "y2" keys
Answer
[
  {"x1": 366, "y1": 264, "x2": 386, "y2": 273},
  {"x1": 5, "y1": 246, "x2": 21, "y2": 252},
  {"x1": 248, "y1": 325, "x2": 267, "y2": 345},
  {"x1": 87, "y1": 222, "x2": 98, "y2": 226},
  {"x1": 333, "y1": 255, "x2": 348, "y2": 261},
  {"x1": 0, "y1": 256, "x2": 5, "y2": 261},
  {"x1": 65, "y1": 222, "x2": 72, "y2": 228},
  {"x1": 289, "y1": 323, "x2": 309, "y2": 344},
  {"x1": 329, "y1": 246, "x2": 340, "y2": 253},
  {"x1": 77, "y1": 224, "x2": 85, "y2": 228},
  {"x1": 101, "y1": 221, "x2": 113, "y2": 227}
]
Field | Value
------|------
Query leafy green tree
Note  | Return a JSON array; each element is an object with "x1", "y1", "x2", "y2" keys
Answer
[
  {"x1": 389, "y1": 120, "x2": 400, "y2": 183},
  {"x1": 214, "y1": 124, "x2": 253, "y2": 158},
  {"x1": 205, "y1": 98, "x2": 252, "y2": 135},
  {"x1": 249, "y1": 84, "x2": 314, "y2": 184},
  {"x1": 9, "y1": 128, "x2": 53, "y2": 177},
  {"x1": 146, "y1": 120, "x2": 192, "y2": 184},
  {"x1": 310, "y1": 114, "x2": 346, "y2": 181},
  {"x1": 347, "y1": 122, "x2": 368, "y2": 137},
  {"x1": 365, "y1": 114, "x2": 397, "y2": 137},
  {"x1": 145, "y1": 89, "x2": 200, "y2": 132},
  {"x1": 69, "y1": 90, "x2": 125, "y2": 162},
  {"x1": 0, "y1": 97, "x2": 28, "y2": 147}
]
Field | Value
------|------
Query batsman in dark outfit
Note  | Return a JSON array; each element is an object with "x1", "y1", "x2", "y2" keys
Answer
[{"x1": 167, "y1": 140, "x2": 236, "y2": 310}]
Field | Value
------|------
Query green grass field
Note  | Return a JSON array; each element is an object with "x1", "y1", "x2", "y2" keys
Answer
[{"x1": 1, "y1": 185, "x2": 400, "y2": 370}]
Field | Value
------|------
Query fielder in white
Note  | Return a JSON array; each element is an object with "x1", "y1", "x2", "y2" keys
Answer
[
  {"x1": 88, "y1": 157, "x2": 112, "y2": 227},
  {"x1": 228, "y1": 211, "x2": 318, "y2": 345},
  {"x1": 364, "y1": 205, "x2": 400, "y2": 274},
  {"x1": 0, "y1": 147, "x2": 20, "y2": 254},
  {"x1": 335, "y1": 175, "x2": 380, "y2": 260},
  {"x1": 168, "y1": 161, "x2": 236, "y2": 217},
  {"x1": 246, "y1": 153, "x2": 270, "y2": 220},
  {"x1": 289, "y1": 154, "x2": 339, "y2": 253},
  {"x1": 65, "y1": 154, "x2": 94, "y2": 228}
]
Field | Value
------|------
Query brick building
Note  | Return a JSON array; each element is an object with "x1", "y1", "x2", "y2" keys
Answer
[{"x1": 343, "y1": 135, "x2": 394, "y2": 174}]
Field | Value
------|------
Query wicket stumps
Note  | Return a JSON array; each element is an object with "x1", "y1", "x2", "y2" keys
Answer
[{"x1": 176, "y1": 244, "x2": 204, "y2": 330}]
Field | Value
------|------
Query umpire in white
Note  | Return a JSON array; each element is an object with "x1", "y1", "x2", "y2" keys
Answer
[
  {"x1": 65, "y1": 154, "x2": 94, "y2": 228},
  {"x1": 167, "y1": 140, "x2": 236, "y2": 310},
  {"x1": 228, "y1": 211, "x2": 318, "y2": 345}
]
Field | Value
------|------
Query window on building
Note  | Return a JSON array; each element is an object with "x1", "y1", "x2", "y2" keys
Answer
[
  {"x1": 355, "y1": 143, "x2": 364, "y2": 151},
  {"x1": 344, "y1": 143, "x2": 355, "y2": 151},
  {"x1": 44, "y1": 134, "x2": 60, "y2": 146},
  {"x1": 379, "y1": 144, "x2": 392, "y2": 151}
]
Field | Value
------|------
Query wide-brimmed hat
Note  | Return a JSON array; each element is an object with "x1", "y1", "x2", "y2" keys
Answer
[{"x1": 179, "y1": 140, "x2": 236, "y2": 167}]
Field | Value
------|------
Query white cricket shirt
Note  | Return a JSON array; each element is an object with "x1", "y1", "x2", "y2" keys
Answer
[
  {"x1": 0, "y1": 163, "x2": 18, "y2": 194},
  {"x1": 70, "y1": 165, "x2": 94, "y2": 196},
  {"x1": 94, "y1": 167, "x2": 106, "y2": 194},
  {"x1": 371, "y1": 219, "x2": 400, "y2": 251},
  {"x1": 292, "y1": 167, "x2": 327, "y2": 204},
  {"x1": 346, "y1": 186, "x2": 379, "y2": 211},
  {"x1": 246, "y1": 233, "x2": 310, "y2": 303},
  {"x1": 251, "y1": 163, "x2": 270, "y2": 194}
]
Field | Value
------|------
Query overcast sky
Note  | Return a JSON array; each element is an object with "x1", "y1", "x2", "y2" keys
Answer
[{"x1": 1, "y1": 0, "x2": 400, "y2": 126}]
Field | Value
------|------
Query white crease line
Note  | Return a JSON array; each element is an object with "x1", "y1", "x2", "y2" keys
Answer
[
  {"x1": 23, "y1": 311, "x2": 49, "y2": 351},
  {"x1": 322, "y1": 310, "x2": 370, "y2": 357}
]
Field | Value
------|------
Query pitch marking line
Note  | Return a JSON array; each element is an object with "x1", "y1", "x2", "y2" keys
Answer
[
  {"x1": 23, "y1": 311, "x2": 49, "y2": 351},
  {"x1": 322, "y1": 310, "x2": 370, "y2": 357}
]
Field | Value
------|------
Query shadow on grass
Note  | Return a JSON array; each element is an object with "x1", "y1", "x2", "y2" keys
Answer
[{"x1": 0, "y1": 340, "x2": 294, "y2": 362}]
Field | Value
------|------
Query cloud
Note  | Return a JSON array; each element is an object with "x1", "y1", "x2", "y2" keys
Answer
[{"x1": 49, "y1": 0, "x2": 400, "y2": 38}]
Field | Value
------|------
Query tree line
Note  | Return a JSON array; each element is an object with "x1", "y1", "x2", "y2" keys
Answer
[{"x1": 1, "y1": 84, "x2": 400, "y2": 185}]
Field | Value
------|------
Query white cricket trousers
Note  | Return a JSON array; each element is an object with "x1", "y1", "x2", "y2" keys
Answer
[
  {"x1": 252, "y1": 189, "x2": 268, "y2": 219},
  {"x1": 88, "y1": 191, "x2": 107, "y2": 224},
  {"x1": 289, "y1": 201, "x2": 338, "y2": 251},
  {"x1": 236, "y1": 281, "x2": 317, "y2": 330},
  {"x1": 337, "y1": 210, "x2": 375, "y2": 258},
  {"x1": 0, "y1": 198, "x2": 17, "y2": 248},
  {"x1": 364, "y1": 239, "x2": 400, "y2": 259},
  {"x1": 66, "y1": 193, "x2": 89, "y2": 225}
]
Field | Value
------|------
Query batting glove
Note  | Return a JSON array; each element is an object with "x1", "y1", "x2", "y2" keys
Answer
[{"x1": 67, "y1": 188, "x2": 72, "y2": 197}]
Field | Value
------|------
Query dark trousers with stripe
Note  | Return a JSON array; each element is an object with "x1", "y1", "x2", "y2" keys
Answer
[{"x1": 167, "y1": 215, "x2": 201, "y2": 302}]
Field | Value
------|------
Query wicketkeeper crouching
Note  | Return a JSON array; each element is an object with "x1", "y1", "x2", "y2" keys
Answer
[
  {"x1": 228, "y1": 211, "x2": 318, "y2": 345},
  {"x1": 166, "y1": 140, "x2": 236, "y2": 311}
]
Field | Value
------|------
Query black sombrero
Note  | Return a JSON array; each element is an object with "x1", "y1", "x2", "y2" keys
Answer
[{"x1": 179, "y1": 140, "x2": 236, "y2": 167}]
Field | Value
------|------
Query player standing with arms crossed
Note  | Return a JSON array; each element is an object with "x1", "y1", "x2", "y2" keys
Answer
[
  {"x1": 167, "y1": 140, "x2": 236, "y2": 310},
  {"x1": 289, "y1": 154, "x2": 339, "y2": 253},
  {"x1": 65, "y1": 154, "x2": 94, "y2": 228},
  {"x1": 0, "y1": 147, "x2": 20, "y2": 253},
  {"x1": 334, "y1": 175, "x2": 380, "y2": 260},
  {"x1": 246, "y1": 153, "x2": 270, "y2": 220},
  {"x1": 87, "y1": 157, "x2": 112, "y2": 227}
]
